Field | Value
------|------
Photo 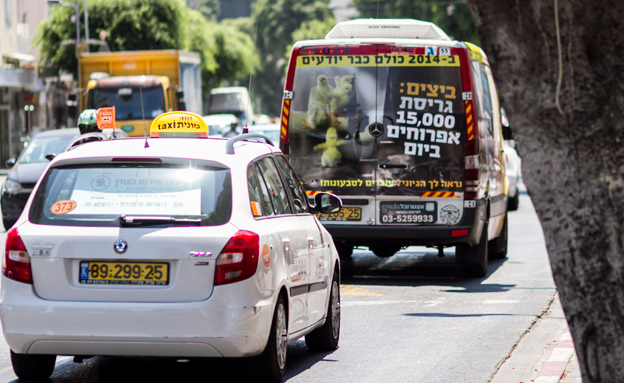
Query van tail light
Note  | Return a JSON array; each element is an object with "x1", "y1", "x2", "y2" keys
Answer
[
  {"x1": 464, "y1": 153, "x2": 480, "y2": 200},
  {"x1": 3, "y1": 228, "x2": 32, "y2": 284},
  {"x1": 215, "y1": 230, "x2": 259, "y2": 286}
]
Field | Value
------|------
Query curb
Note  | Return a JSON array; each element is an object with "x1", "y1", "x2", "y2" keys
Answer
[
  {"x1": 535, "y1": 329, "x2": 575, "y2": 383},
  {"x1": 489, "y1": 293, "x2": 577, "y2": 383}
]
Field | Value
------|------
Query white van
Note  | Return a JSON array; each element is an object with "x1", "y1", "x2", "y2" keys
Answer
[
  {"x1": 279, "y1": 19, "x2": 510, "y2": 277},
  {"x1": 205, "y1": 86, "x2": 254, "y2": 127}
]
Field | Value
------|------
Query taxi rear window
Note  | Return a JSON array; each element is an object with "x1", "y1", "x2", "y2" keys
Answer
[{"x1": 29, "y1": 163, "x2": 232, "y2": 227}]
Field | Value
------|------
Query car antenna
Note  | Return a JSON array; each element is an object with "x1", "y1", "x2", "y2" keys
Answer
[
  {"x1": 243, "y1": 17, "x2": 259, "y2": 135},
  {"x1": 139, "y1": 86, "x2": 149, "y2": 148}
]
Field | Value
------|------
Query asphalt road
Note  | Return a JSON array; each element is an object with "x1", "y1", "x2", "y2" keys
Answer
[{"x1": 0, "y1": 193, "x2": 555, "y2": 382}]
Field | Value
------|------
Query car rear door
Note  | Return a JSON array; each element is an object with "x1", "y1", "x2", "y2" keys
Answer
[{"x1": 287, "y1": 43, "x2": 466, "y2": 227}]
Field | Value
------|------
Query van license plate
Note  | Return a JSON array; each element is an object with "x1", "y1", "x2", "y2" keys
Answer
[
  {"x1": 79, "y1": 261, "x2": 169, "y2": 285},
  {"x1": 379, "y1": 201, "x2": 437, "y2": 224},
  {"x1": 319, "y1": 207, "x2": 361, "y2": 221}
]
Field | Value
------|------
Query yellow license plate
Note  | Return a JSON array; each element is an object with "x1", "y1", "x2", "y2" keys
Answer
[
  {"x1": 319, "y1": 207, "x2": 362, "y2": 221},
  {"x1": 79, "y1": 261, "x2": 169, "y2": 285}
]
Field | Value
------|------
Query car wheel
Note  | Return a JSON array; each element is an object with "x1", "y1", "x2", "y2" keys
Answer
[
  {"x1": 11, "y1": 350, "x2": 56, "y2": 381},
  {"x1": 489, "y1": 214, "x2": 508, "y2": 259},
  {"x1": 3, "y1": 218, "x2": 16, "y2": 231},
  {"x1": 370, "y1": 246, "x2": 400, "y2": 258},
  {"x1": 336, "y1": 244, "x2": 353, "y2": 259},
  {"x1": 305, "y1": 270, "x2": 340, "y2": 351},
  {"x1": 256, "y1": 295, "x2": 288, "y2": 382},
  {"x1": 456, "y1": 220, "x2": 489, "y2": 278},
  {"x1": 508, "y1": 191, "x2": 520, "y2": 211}
]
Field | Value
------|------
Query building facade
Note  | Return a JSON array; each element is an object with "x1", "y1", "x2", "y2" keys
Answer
[{"x1": 0, "y1": 0, "x2": 50, "y2": 164}]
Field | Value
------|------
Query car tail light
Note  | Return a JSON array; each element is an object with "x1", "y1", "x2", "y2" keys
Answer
[
  {"x1": 215, "y1": 230, "x2": 259, "y2": 285},
  {"x1": 3, "y1": 228, "x2": 32, "y2": 284}
]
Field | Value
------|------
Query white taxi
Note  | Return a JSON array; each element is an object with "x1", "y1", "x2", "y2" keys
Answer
[{"x1": 0, "y1": 111, "x2": 342, "y2": 382}]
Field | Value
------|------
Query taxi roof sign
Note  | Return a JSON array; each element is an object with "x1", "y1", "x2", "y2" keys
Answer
[
  {"x1": 96, "y1": 107, "x2": 116, "y2": 130},
  {"x1": 150, "y1": 111, "x2": 208, "y2": 138}
]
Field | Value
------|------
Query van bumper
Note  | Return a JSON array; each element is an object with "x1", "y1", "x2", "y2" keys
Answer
[{"x1": 324, "y1": 199, "x2": 487, "y2": 248}]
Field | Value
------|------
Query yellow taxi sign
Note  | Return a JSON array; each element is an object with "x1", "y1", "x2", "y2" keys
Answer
[
  {"x1": 150, "y1": 111, "x2": 208, "y2": 138},
  {"x1": 96, "y1": 107, "x2": 116, "y2": 130}
]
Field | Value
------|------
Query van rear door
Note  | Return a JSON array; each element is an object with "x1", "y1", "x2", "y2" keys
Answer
[{"x1": 285, "y1": 43, "x2": 466, "y2": 226}]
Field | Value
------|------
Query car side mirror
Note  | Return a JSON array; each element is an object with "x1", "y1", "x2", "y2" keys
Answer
[
  {"x1": 45, "y1": 154, "x2": 56, "y2": 161},
  {"x1": 312, "y1": 192, "x2": 342, "y2": 214},
  {"x1": 5, "y1": 158, "x2": 16, "y2": 168}
]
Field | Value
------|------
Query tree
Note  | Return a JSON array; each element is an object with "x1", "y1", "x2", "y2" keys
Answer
[
  {"x1": 352, "y1": 0, "x2": 479, "y2": 43},
  {"x1": 185, "y1": 0, "x2": 220, "y2": 22},
  {"x1": 251, "y1": 0, "x2": 334, "y2": 115},
  {"x1": 286, "y1": 17, "x2": 337, "y2": 61},
  {"x1": 36, "y1": 0, "x2": 255, "y2": 95},
  {"x1": 467, "y1": 1, "x2": 624, "y2": 381}
]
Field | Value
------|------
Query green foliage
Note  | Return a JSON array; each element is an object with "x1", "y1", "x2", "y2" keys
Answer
[
  {"x1": 185, "y1": 0, "x2": 220, "y2": 22},
  {"x1": 351, "y1": 0, "x2": 479, "y2": 44},
  {"x1": 286, "y1": 18, "x2": 336, "y2": 64},
  {"x1": 251, "y1": 0, "x2": 335, "y2": 115},
  {"x1": 208, "y1": 22, "x2": 258, "y2": 89},
  {"x1": 36, "y1": 0, "x2": 257, "y2": 96}
]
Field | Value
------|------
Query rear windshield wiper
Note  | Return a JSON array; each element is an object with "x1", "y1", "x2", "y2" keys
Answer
[{"x1": 120, "y1": 215, "x2": 203, "y2": 226}]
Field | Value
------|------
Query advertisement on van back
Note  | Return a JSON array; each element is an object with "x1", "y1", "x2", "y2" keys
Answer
[{"x1": 287, "y1": 45, "x2": 466, "y2": 198}]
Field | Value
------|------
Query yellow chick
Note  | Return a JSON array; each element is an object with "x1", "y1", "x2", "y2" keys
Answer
[
  {"x1": 307, "y1": 75, "x2": 335, "y2": 130},
  {"x1": 314, "y1": 127, "x2": 347, "y2": 168}
]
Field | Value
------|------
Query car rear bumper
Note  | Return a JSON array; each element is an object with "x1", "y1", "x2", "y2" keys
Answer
[
  {"x1": 325, "y1": 200, "x2": 487, "y2": 247},
  {"x1": 0, "y1": 277, "x2": 274, "y2": 358}
]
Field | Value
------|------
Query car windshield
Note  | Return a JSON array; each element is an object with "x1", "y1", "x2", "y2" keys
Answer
[
  {"x1": 29, "y1": 162, "x2": 232, "y2": 227},
  {"x1": 88, "y1": 85, "x2": 165, "y2": 121},
  {"x1": 17, "y1": 133, "x2": 77, "y2": 164}
]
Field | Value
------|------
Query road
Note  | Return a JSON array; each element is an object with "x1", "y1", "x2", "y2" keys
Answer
[{"x1": 0, "y1": 193, "x2": 555, "y2": 382}]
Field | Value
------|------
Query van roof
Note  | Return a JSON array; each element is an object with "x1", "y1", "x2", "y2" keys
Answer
[{"x1": 325, "y1": 19, "x2": 451, "y2": 41}]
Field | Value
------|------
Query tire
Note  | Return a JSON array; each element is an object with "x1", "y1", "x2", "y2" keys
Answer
[
  {"x1": 370, "y1": 246, "x2": 400, "y2": 258},
  {"x1": 305, "y1": 270, "x2": 340, "y2": 351},
  {"x1": 256, "y1": 295, "x2": 288, "y2": 382},
  {"x1": 336, "y1": 244, "x2": 353, "y2": 259},
  {"x1": 456, "y1": 220, "x2": 489, "y2": 278},
  {"x1": 489, "y1": 214, "x2": 508, "y2": 259},
  {"x1": 3, "y1": 218, "x2": 15, "y2": 231},
  {"x1": 508, "y1": 191, "x2": 520, "y2": 211},
  {"x1": 11, "y1": 351, "x2": 56, "y2": 381}
]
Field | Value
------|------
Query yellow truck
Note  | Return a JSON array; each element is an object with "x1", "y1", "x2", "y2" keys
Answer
[{"x1": 78, "y1": 50, "x2": 202, "y2": 137}]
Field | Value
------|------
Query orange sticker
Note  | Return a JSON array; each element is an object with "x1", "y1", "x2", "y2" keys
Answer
[
  {"x1": 50, "y1": 200, "x2": 77, "y2": 215},
  {"x1": 96, "y1": 107, "x2": 116, "y2": 130},
  {"x1": 261, "y1": 244, "x2": 271, "y2": 267},
  {"x1": 250, "y1": 201, "x2": 262, "y2": 217}
]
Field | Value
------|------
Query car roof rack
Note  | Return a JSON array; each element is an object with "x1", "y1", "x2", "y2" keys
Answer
[{"x1": 225, "y1": 133, "x2": 274, "y2": 155}]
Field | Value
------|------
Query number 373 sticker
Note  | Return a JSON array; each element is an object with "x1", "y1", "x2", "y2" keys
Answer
[{"x1": 50, "y1": 200, "x2": 77, "y2": 215}]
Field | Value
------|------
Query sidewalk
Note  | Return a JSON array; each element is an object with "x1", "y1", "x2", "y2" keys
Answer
[{"x1": 490, "y1": 293, "x2": 582, "y2": 382}]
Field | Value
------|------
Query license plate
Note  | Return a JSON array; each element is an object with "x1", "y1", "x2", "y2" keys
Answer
[
  {"x1": 379, "y1": 201, "x2": 437, "y2": 224},
  {"x1": 79, "y1": 261, "x2": 169, "y2": 285},
  {"x1": 319, "y1": 207, "x2": 362, "y2": 221}
]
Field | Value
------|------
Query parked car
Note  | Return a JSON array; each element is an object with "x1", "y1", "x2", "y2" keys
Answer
[
  {"x1": 504, "y1": 140, "x2": 522, "y2": 211},
  {"x1": 1, "y1": 128, "x2": 81, "y2": 230},
  {"x1": 1, "y1": 112, "x2": 342, "y2": 382}
]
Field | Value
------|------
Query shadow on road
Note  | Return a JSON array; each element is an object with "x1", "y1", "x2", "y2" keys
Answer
[
  {"x1": 21, "y1": 344, "x2": 337, "y2": 383},
  {"x1": 340, "y1": 247, "x2": 509, "y2": 288}
]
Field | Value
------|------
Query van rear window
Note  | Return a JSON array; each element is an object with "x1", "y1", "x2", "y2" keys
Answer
[{"x1": 287, "y1": 44, "x2": 465, "y2": 196}]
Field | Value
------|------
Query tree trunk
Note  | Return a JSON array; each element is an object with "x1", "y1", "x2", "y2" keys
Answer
[{"x1": 468, "y1": 0, "x2": 624, "y2": 381}]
